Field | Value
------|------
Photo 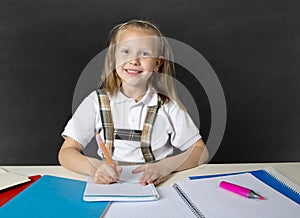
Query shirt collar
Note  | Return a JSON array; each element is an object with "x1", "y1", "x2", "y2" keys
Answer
[
  {"x1": 140, "y1": 87, "x2": 158, "y2": 106},
  {"x1": 109, "y1": 87, "x2": 158, "y2": 107}
]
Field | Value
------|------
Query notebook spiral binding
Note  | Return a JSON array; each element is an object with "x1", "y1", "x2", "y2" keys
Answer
[
  {"x1": 264, "y1": 166, "x2": 300, "y2": 195},
  {"x1": 172, "y1": 183, "x2": 206, "y2": 218}
]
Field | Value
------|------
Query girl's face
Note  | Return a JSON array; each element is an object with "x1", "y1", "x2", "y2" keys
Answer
[{"x1": 115, "y1": 27, "x2": 163, "y2": 89}]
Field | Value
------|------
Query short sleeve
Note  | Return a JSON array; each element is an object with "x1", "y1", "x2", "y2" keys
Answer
[
  {"x1": 167, "y1": 103, "x2": 202, "y2": 151},
  {"x1": 61, "y1": 91, "x2": 99, "y2": 148}
]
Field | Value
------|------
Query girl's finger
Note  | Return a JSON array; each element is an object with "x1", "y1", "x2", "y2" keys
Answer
[
  {"x1": 116, "y1": 166, "x2": 123, "y2": 176},
  {"x1": 103, "y1": 165, "x2": 119, "y2": 180},
  {"x1": 94, "y1": 169, "x2": 117, "y2": 183},
  {"x1": 132, "y1": 165, "x2": 145, "y2": 174},
  {"x1": 153, "y1": 176, "x2": 168, "y2": 186},
  {"x1": 146, "y1": 173, "x2": 160, "y2": 184},
  {"x1": 140, "y1": 171, "x2": 158, "y2": 185}
]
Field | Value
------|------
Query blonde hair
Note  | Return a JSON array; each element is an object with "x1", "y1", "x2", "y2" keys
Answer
[{"x1": 101, "y1": 19, "x2": 184, "y2": 108}]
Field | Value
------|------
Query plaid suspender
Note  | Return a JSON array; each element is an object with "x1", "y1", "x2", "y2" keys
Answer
[
  {"x1": 96, "y1": 88, "x2": 161, "y2": 162},
  {"x1": 97, "y1": 89, "x2": 114, "y2": 156},
  {"x1": 140, "y1": 99, "x2": 161, "y2": 162}
]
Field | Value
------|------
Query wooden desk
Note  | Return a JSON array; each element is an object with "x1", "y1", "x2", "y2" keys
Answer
[{"x1": 2, "y1": 162, "x2": 300, "y2": 186}]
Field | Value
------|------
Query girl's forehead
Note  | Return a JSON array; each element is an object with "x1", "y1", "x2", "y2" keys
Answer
[{"x1": 116, "y1": 27, "x2": 157, "y2": 43}]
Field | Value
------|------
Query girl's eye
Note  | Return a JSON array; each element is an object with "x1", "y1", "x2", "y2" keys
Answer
[
  {"x1": 121, "y1": 49, "x2": 129, "y2": 54},
  {"x1": 140, "y1": 51, "x2": 150, "y2": 57}
]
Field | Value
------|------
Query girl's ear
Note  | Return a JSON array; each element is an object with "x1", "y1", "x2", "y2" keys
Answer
[{"x1": 154, "y1": 56, "x2": 164, "y2": 72}]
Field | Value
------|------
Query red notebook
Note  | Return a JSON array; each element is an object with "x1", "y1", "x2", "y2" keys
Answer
[{"x1": 0, "y1": 175, "x2": 41, "y2": 207}]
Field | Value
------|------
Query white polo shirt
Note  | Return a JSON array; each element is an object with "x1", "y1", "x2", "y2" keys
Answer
[{"x1": 62, "y1": 88, "x2": 201, "y2": 162}]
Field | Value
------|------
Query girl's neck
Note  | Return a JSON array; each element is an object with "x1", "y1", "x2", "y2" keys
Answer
[{"x1": 121, "y1": 84, "x2": 147, "y2": 102}]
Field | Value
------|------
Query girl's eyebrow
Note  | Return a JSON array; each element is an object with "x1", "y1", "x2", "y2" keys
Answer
[
  {"x1": 117, "y1": 40, "x2": 156, "y2": 47},
  {"x1": 117, "y1": 44, "x2": 154, "y2": 51}
]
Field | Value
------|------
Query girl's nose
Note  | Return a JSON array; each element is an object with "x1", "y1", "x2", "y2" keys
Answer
[{"x1": 129, "y1": 57, "x2": 140, "y2": 65}]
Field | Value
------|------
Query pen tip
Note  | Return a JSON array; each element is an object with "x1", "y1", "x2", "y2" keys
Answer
[{"x1": 259, "y1": 196, "x2": 264, "y2": 200}]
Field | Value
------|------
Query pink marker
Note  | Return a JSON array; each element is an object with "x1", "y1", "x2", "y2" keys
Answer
[{"x1": 219, "y1": 181, "x2": 265, "y2": 200}]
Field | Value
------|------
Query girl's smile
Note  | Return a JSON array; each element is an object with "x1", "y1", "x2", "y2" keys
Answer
[
  {"x1": 124, "y1": 68, "x2": 143, "y2": 75},
  {"x1": 115, "y1": 27, "x2": 163, "y2": 90}
]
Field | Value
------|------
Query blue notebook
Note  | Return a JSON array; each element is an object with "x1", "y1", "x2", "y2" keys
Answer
[
  {"x1": 0, "y1": 175, "x2": 110, "y2": 218},
  {"x1": 189, "y1": 166, "x2": 300, "y2": 204}
]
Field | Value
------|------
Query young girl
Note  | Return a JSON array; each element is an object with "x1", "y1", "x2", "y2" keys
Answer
[{"x1": 58, "y1": 19, "x2": 208, "y2": 186}]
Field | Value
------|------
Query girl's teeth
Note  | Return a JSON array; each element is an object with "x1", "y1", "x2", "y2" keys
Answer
[{"x1": 126, "y1": 69, "x2": 139, "y2": 73}]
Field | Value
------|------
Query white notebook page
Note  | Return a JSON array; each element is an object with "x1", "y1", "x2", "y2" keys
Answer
[
  {"x1": 83, "y1": 166, "x2": 158, "y2": 202},
  {"x1": 177, "y1": 173, "x2": 300, "y2": 218},
  {"x1": 85, "y1": 177, "x2": 155, "y2": 197},
  {"x1": 0, "y1": 168, "x2": 30, "y2": 191},
  {"x1": 104, "y1": 186, "x2": 195, "y2": 218},
  {"x1": 118, "y1": 165, "x2": 143, "y2": 182}
]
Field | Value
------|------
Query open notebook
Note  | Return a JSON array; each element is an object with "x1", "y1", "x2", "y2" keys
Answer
[
  {"x1": 83, "y1": 165, "x2": 159, "y2": 202},
  {"x1": 0, "y1": 168, "x2": 30, "y2": 191},
  {"x1": 104, "y1": 173, "x2": 300, "y2": 218}
]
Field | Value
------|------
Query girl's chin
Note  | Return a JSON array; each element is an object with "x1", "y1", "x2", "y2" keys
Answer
[{"x1": 121, "y1": 77, "x2": 149, "y2": 86}]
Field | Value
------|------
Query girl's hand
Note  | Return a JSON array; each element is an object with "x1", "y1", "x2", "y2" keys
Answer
[
  {"x1": 91, "y1": 163, "x2": 122, "y2": 184},
  {"x1": 132, "y1": 161, "x2": 172, "y2": 186}
]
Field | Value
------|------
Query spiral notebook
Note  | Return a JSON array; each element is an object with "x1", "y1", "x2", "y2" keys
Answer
[
  {"x1": 104, "y1": 168, "x2": 300, "y2": 218},
  {"x1": 189, "y1": 166, "x2": 300, "y2": 204}
]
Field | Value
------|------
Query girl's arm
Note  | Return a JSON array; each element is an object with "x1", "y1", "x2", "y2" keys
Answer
[
  {"x1": 164, "y1": 139, "x2": 208, "y2": 172},
  {"x1": 58, "y1": 137, "x2": 121, "y2": 184},
  {"x1": 133, "y1": 139, "x2": 209, "y2": 185}
]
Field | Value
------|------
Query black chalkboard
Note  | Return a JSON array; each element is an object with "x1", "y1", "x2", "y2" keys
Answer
[{"x1": 0, "y1": 0, "x2": 299, "y2": 165}]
